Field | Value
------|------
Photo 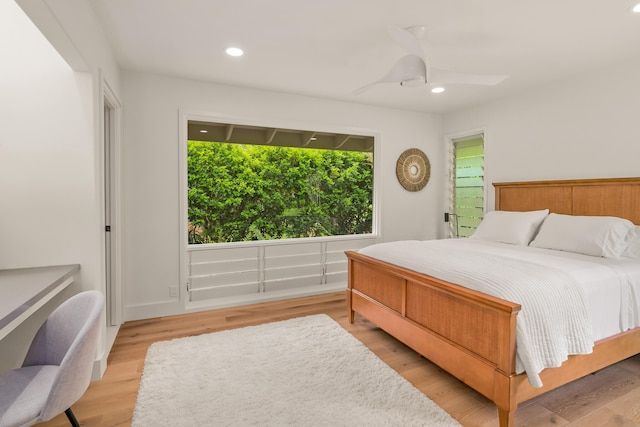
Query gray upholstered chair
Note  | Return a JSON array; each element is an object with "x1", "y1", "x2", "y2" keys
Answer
[{"x1": 0, "y1": 290, "x2": 104, "y2": 427}]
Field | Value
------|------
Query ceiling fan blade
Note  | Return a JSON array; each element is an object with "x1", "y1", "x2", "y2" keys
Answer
[
  {"x1": 351, "y1": 82, "x2": 380, "y2": 96},
  {"x1": 429, "y1": 67, "x2": 509, "y2": 86},
  {"x1": 352, "y1": 55, "x2": 427, "y2": 95},
  {"x1": 388, "y1": 26, "x2": 425, "y2": 59}
]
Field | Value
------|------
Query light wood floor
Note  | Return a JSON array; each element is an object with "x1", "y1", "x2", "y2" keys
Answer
[{"x1": 38, "y1": 292, "x2": 640, "y2": 427}]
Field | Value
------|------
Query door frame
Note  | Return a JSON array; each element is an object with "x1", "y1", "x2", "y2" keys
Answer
[{"x1": 101, "y1": 75, "x2": 123, "y2": 326}]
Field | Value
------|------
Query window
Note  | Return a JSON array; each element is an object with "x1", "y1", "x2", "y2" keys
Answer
[
  {"x1": 186, "y1": 121, "x2": 374, "y2": 244},
  {"x1": 449, "y1": 135, "x2": 484, "y2": 238},
  {"x1": 179, "y1": 118, "x2": 378, "y2": 304}
]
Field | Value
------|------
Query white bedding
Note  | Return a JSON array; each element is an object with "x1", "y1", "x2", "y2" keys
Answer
[{"x1": 358, "y1": 239, "x2": 640, "y2": 387}]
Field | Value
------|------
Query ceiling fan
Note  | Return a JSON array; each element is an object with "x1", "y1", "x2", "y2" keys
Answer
[{"x1": 353, "y1": 26, "x2": 508, "y2": 95}]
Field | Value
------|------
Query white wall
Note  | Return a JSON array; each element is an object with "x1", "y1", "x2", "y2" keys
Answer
[
  {"x1": 122, "y1": 71, "x2": 443, "y2": 318},
  {"x1": 0, "y1": 0, "x2": 121, "y2": 377},
  {"x1": 16, "y1": 0, "x2": 121, "y2": 92},
  {"x1": 0, "y1": 0, "x2": 98, "y2": 372},
  {"x1": 443, "y1": 58, "x2": 640, "y2": 210}
]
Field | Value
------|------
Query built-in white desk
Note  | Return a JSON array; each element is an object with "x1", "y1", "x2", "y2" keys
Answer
[{"x1": 0, "y1": 264, "x2": 80, "y2": 341}]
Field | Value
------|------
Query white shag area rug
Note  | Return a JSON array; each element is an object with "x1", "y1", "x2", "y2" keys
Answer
[{"x1": 132, "y1": 314, "x2": 461, "y2": 427}]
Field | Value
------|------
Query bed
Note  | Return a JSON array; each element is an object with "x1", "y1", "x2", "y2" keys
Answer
[{"x1": 345, "y1": 177, "x2": 640, "y2": 427}]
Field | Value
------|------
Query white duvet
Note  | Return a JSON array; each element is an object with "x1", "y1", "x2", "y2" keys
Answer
[{"x1": 359, "y1": 238, "x2": 640, "y2": 388}]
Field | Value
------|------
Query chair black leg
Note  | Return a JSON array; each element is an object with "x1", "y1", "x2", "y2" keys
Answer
[{"x1": 65, "y1": 408, "x2": 81, "y2": 427}]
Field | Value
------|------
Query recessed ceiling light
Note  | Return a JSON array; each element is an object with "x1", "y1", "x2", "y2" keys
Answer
[
  {"x1": 431, "y1": 87, "x2": 445, "y2": 94},
  {"x1": 199, "y1": 129, "x2": 208, "y2": 133},
  {"x1": 633, "y1": 3, "x2": 640, "y2": 12},
  {"x1": 226, "y1": 47, "x2": 244, "y2": 57}
]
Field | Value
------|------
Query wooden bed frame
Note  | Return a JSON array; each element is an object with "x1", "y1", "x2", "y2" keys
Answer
[{"x1": 346, "y1": 177, "x2": 640, "y2": 426}]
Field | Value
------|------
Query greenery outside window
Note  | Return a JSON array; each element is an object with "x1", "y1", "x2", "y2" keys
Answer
[
  {"x1": 187, "y1": 121, "x2": 375, "y2": 244},
  {"x1": 450, "y1": 135, "x2": 484, "y2": 238}
]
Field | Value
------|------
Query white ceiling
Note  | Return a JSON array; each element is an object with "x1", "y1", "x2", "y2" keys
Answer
[{"x1": 89, "y1": 0, "x2": 640, "y2": 114}]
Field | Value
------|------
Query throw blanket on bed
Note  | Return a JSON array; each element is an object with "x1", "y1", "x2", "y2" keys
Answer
[{"x1": 359, "y1": 239, "x2": 594, "y2": 388}]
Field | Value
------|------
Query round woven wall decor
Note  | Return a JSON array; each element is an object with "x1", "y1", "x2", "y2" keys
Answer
[{"x1": 396, "y1": 148, "x2": 431, "y2": 192}]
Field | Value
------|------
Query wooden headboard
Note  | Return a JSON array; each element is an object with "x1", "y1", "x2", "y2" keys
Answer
[{"x1": 493, "y1": 177, "x2": 640, "y2": 225}]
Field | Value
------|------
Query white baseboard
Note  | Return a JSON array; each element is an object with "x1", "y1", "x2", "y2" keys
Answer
[
  {"x1": 91, "y1": 322, "x2": 121, "y2": 381},
  {"x1": 124, "y1": 300, "x2": 186, "y2": 322}
]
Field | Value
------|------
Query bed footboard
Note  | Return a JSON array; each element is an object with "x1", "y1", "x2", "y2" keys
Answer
[{"x1": 346, "y1": 250, "x2": 522, "y2": 426}]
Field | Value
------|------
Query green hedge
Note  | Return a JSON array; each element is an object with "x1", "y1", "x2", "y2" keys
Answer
[{"x1": 188, "y1": 141, "x2": 373, "y2": 243}]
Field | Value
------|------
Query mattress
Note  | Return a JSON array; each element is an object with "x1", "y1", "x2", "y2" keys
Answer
[
  {"x1": 361, "y1": 238, "x2": 640, "y2": 339},
  {"x1": 358, "y1": 238, "x2": 640, "y2": 386}
]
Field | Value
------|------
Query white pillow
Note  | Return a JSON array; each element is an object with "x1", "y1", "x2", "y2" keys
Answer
[
  {"x1": 622, "y1": 226, "x2": 640, "y2": 259},
  {"x1": 529, "y1": 213, "x2": 634, "y2": 258},
  {"x1": 470, "y1": 209, "x2": 549, "y2": 246}
]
